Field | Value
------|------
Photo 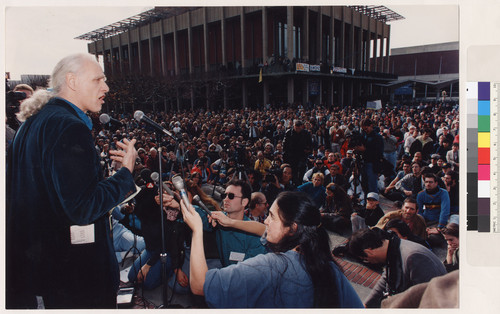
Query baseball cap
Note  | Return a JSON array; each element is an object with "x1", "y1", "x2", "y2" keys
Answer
[{"x1": 367, "y1": 192, "x2": 379, "y2": 201}]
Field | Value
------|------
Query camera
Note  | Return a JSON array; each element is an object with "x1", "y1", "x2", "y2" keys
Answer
[
  {"x1": 347, "y1": 131, "x2": 364, "y2": 149},
  {"x1": 265, "y1": 168, "x2": 282, "y2": 183}
]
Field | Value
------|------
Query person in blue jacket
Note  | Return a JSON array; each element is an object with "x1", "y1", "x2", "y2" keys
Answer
[
  {"x1": 297, "y1": 172, "x2": 326, "y2": 209},
  {"x1": 177, "y1": 190, "x2": 363, "y2": 308},
  {"x1": 6, "y1": 53, "x2": 137, "y2": 308},
  {"x1": 417, "y1": 173, "x2": 450, "y2": 229}
]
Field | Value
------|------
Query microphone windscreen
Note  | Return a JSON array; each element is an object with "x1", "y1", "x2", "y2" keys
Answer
[
  {"x1": 171, "y1": 175, "x2": 185, "y2": 191},
  {"x1": 150, "y1": 172, "x2": 159, "y2": 182},
  {"x1": 134, "y1": 110, "x2": 144, "y2": 122},
  {"x1": 99, "y1": 113, "x2": 110, "y2": 124}
]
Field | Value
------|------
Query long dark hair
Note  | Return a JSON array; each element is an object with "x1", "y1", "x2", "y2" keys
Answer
[
  {"x1": 326, "y1": 183, "x2": 352, "y2": 210},
  {"x1": 268, "y1": 191, "x2": 340, "y2": 308}
]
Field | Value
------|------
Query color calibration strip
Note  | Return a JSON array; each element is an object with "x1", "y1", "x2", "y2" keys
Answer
[
  {"x1": 491, "y1": 82, "x2": 499, "y2": 233},
  {"x1": 467, "y1": 82, "x2": 500, "y2": 232},
  {"x1": 477, "y1": 82, "x2": 491, "y2": 232}
]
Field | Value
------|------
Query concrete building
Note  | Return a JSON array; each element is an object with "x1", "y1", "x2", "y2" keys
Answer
[
  {"x1": 383, "y1": 41, "x2": 459, "y2": 103},
  {"x1": 77, "y1": 6, "x2": 404, "y2": 111}
]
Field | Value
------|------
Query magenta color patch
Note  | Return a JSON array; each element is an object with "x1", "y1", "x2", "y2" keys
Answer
[{"x1": 478, "y1": 164, "x2": 490, "y2": 180}]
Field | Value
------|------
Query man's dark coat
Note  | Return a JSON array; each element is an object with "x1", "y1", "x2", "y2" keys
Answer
[{"x1": 6, "y1": 98, "x2": 136, "y2": 308}]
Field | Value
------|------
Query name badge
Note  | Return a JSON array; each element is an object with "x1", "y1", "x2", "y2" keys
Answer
[
  {"x1": 229, "y1": 251, "x2": 245, "y2": 262},
  {"x1": 70, "y1": 224, "x2": 95, "y2": 245}
]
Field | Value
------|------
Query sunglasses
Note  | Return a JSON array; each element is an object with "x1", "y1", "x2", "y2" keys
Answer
[{"x1": 222, "y1": 192, "x2": 243, "y2": 200}]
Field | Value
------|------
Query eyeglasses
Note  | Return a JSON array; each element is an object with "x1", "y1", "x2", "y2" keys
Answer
[{"x1": 222, "y1": 192, "x2": 244, "y2": 200}]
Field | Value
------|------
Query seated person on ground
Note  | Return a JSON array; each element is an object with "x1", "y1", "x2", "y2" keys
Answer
[{"x1": 347, "y1": 228, "x2": 447, "y2": 308}]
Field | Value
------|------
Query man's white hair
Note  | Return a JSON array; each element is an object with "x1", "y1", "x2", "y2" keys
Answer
[
  {"x1": 50, "y1": 53, "x2": 98, "y2": 94},
  {"x1": 16, "y1": 53, "x2": 98, "y2": 121}
]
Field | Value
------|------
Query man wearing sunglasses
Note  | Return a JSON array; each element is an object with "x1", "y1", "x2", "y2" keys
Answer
[{"x1": 202, "y1": 179, "x2": 267, "y2": 267}]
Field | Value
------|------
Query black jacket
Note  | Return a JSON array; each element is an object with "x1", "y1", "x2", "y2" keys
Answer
[{"x1": 6, "y1": 98, "x2": 136, "y2": 308}]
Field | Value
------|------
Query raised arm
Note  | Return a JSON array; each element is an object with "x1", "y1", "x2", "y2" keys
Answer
[
  {"x1": 209, "y1": 211, "x2": 266, "y2": 236},
  {"x1": 178, "y1": 197, "x2": 207, "y2": 296}
]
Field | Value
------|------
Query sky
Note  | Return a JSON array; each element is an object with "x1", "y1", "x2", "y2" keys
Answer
[{"x1": 4, "y1": 2, "x2": 459, "y2": 80}]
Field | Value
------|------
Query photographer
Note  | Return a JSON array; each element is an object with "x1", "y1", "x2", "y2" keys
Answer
[
  {"x1": 6, "y1": 84, "x2": 34, "y2": 132},
  {"x1": 283, "y1": 120, "x2": 312, "y2": 186},
  {"x1": 261, "y1": 167, "x2": 284, "y2": 206},
  {"x1": 351, "y1": 118, "x2": 384, "y2": 195},
  {"x1": 254, "y1": 150, "x2": 272, "y2": 176},
  {"x1": 128, "y1": 169, "x2": 189, "y2": 290}
]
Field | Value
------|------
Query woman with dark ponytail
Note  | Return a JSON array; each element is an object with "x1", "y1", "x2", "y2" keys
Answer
[{"x1": 176, "y1": 190, "x2": 363, "y2": 308}]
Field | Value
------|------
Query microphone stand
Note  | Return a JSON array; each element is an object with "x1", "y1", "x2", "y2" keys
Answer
[
  {"x1": 155, "y1": 133, "x2": 169, "y2": 309},
  {"x1": 157, "y1": 132, "x2": 186, "y2": 309}
]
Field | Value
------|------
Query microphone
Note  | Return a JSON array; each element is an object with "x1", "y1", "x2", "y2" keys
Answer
[
  {"x1": 99, "y1": 113, "x2": 123, "y2": 126},
  {"x1": 193, "y1": 195, "x2": 212, "y2": 217},
  {"x1": 134, "y1": 110, "x2": 175, "y2": 139},
  {"x1": 171, "y1": 175, "x2": 192, "y2": 209},
  {"x1": 150, "y1": 172, "x2": 175, "y2": 197}
]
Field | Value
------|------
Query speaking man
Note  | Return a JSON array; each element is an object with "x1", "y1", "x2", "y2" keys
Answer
[{"x1": 6, "y1": 53, "x2": 138, "y2": 309}]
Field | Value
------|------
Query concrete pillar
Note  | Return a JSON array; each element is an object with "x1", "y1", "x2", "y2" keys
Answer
[
  {"x1": 287, "y1": 77, "x2": 294, "y2": 105},
  {"x1": 286, "y1": 7, "x2": 294, "y2": 60},
  {"x1": 330, "y1": 7, "x2": 335, "y2": 66},
  {"x1": 319, "y1": 80, "x2": 323, "y2": 105},
  {"x1": 188, "y1": 12, "x2": 193, "y2": 74},
  {"x1": 339, "y1": 80, "x2": 344, "y2": 107},
  {"x1": 373, "y1": 21, "x2": 378, "y2": 72},
  {"x1": 173, "y1": 17, "x2": 179, "y2": 76},
  {"x1": 118, "y1": 32, "x2": 123, "y2": 75},
  {"x1": 379, "y1": 23, "x2": 385, "y2": 72},
  {"x1": 240, "y1": 7, "x2": 246, "y2": 70},
  {"x1": 358, "y1": 13, "x2": 363, "y2": 69},
  {"x1": 303, "y1": 7, "x2": 309, "y2": 61},
  {"x1": 302, "y1": 79, "x2": 308, "y2": 105},
  {"x1": 262, "y1": 7, "x2": 268, "y2": 64},
  {"x1": 94, "y1": 41, "x2": 99, "y2": 60},
  {"x1": 385, "y1": 25, "x2": 391, "y2": 73},
  {"x1": 160, "y1": 20, "x2": 166, "y2": 76},
  {"x1": 137, "y1": 28, "x2": 143, "y2": 73},
  {"x1": 367, "y1": 16, "x2": 371, "y2": 71},
  {"x1": 317, "y1": 6, "x2": 322, "y2": 63},
  {"x1": 203, "y1": 8, "x2": 209, "y2": 72},
  {"x1": 349, "y1": 10, "x2": 355, "y2": 69},
  {"x1": 148, "y1": 22, "x2": 153, "y2": 76},
  {"x1": 242, "y1": 80, "x2": 248, "y2": 108},
  {"x1": 348, "y1": 80, "x2": 354, "y2": 106},
  {"x1": 339, "y1": 7, "x2": 345, "y2": 67},
  {"x1": 127, "y1": 30, "x2": 133, "y2": 73},
  {"x1": 221, "y1": 7, "x2": 227, "y2": 66},
  {"x1": 263, "y1": 80, "x2": 269, "y2": 106},
  {"x1": 109, "y1": 39, "x2": 115, "y2": 77},
  {"x1": 329, "y1": 79, "x2": 334, "y2": 107}
]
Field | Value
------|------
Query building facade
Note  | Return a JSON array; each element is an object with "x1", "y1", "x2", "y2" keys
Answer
[
  {"x1": 386, "y1": 41, "x2": 459, "y2": 103},
  {"x1": 78, "y1": 6, "x2": 402, "y2": 111}
]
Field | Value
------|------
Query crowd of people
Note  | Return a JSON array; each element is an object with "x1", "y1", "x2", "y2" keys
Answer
[{"x1": 6, "y1": 52, "x2": 459, "y2": 309}]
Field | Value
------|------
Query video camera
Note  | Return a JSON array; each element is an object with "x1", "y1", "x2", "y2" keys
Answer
[
  {"x1": 347, "y1": 131, "x2": 365, "y2": 150},
  {"x1": 265, "y1": 167, "x2": 282, "y2": 183}
]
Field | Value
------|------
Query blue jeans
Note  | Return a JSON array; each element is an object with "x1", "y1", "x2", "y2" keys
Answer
[
  {"x1": 128, "y1": 250, "x2": 173, "y2": 290},
  {"x1": 113, "y1": 223, "x2": 146, "y2": 263},
  {"x1": 168, "y1": 247, "x2": 223, "y2": 294},
  {"x1": 363, "y1": 162, "x2": 379, "y2": 194},
  {"x1": 383, "y1": 151, "x2": 397, "y2": 170}
]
